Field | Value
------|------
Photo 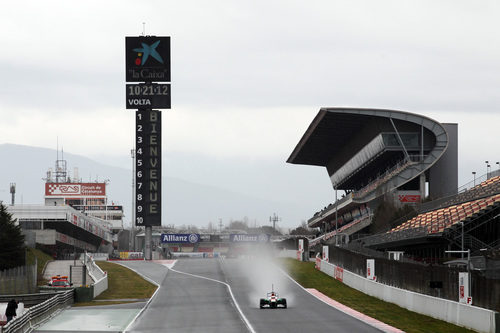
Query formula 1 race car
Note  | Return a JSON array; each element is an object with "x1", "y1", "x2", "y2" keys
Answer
[{"x1": 259, "y1": 287, "x2": 287, "y2": 309}]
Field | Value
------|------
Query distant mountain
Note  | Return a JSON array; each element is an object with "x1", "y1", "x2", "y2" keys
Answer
[{"x1": 0, "y1": 144, "x2": 334, "y2": 229}]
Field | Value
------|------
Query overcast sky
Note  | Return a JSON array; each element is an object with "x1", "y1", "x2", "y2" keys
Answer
[{"x1": 0, "y1": 1, "x2": 499, "y2": 227}]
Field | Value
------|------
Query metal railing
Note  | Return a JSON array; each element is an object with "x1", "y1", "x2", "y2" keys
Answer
[
  {"x1": 308, "y1": 193, "x2": 353, "y2": 225},
  {"x1": 1, "y1": 290, "x2": 73, "y2": 333},
  {"x1": 419, "y1": 177, "x2": 500, "y2": 214},
  {"x1": 357, "y1": 227, "x2": 428, "y2": 247},
  {"x1": 368, "y1": 172, "x2": 500, "y2": 237},
  {"x1": 352, "y1": 155, "x2": 422, "y2": 200}
]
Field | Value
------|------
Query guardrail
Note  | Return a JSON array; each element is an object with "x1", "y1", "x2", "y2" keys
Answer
[
  {"x1": 0, "y1": 292, "x2": 62, "y2": 308},
  {"x1": 1, "y1": 289, "x2": 73, "y2": 333}
]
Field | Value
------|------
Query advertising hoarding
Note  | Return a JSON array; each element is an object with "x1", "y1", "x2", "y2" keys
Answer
[
  {"x1": 126, "y1": 36, "x2": 171, "y2": 82},
  {"x1": 161, "y1": 233, "x2": 200, "y2": 244},
  {"x1": 458, "y1": 272, "x2": 469, "y2": 304},
  {"x1": 45, "y1": 183, "x2": 106, "y2": 196},
  {"x1": 367, "y1": 259, "x2": 375, "y2": 280},
  {"x1": 322, "y1": 245, "x2": 329, "y2": 262},
  {"x1": 229, "y1": 234, "x2": 270, "y2": 242},
  {"x1": 397, "y1": 191, "x2": 421, "y2": 203}
]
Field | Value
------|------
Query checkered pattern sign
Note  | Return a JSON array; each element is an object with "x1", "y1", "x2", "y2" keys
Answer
[{"x1": 45, "y1": 183, "x2": 105, "y2": 196}]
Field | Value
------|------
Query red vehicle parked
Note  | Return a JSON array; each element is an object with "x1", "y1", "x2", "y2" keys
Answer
[{"x1": 48, "y1": 275, "x2": 73, "y2": 287}]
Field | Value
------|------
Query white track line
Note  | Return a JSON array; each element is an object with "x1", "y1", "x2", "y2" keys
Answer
[
  {"x1": 121, "y1": 261, "x2": 167, "y2": 333},
  {"x1": 167, "y1": 266, "x2": 256, "y2": 333}
]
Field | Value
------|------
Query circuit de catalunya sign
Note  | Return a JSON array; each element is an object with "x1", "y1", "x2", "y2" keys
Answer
[
  {"x1": 230, "y1": 234, "x2": 270, "y2": 242},
  {"x1": 161, "y1": 233, "x2": 200, "y2": 244}
]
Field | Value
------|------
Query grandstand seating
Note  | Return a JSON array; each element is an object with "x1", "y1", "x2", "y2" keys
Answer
[
  {"x1": 420, "y1": 175, "x2": 500, "y2": 214},
  {"x1": 353, "y1": 159, "x2": 415, "y2": 199},
  {"x1": 390, "y1": 193, "x2": 500, "y2": 235},
  {"x1": 310, "y1": 214, "x2": 371, "y2": 246}
]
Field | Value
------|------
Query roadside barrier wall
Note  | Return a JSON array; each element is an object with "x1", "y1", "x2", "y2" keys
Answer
[
  {"x1": 277, "y1": 250, "x2": 298, "y2": 259},
  {"x1": 83, "y1": 253, "x2": 108, "y2": 298},
  {"x1": 318, "y1": 259, "x2": 498, "y2": 333},
  {"x1": 171, "y1": 252, "x2": 220, "y2": 258}
]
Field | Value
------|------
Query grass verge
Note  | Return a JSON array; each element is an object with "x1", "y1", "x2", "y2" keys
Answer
[
  {"x1": 29, "y1": 249, "x2": 157, "y2": 306},
  {"x1": 280, "y1": 258, "x2": 475, "y2": 333},
  {"x1": 90, "y1": 261, "x2": 156, "y2": 300},
  {"x1": 72, "y1": 261, "x2": 157, "y2": 307},
  {"x1": 27, "y1": 247, "x2": 54, "y2": 285}
]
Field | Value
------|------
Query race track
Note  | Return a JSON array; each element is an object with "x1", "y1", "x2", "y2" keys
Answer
[{"x1": 120, "y1": 258, "x2": 384, "y2": 333}]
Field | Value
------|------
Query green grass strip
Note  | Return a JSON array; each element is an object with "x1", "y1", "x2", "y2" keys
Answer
[
  {"x1": 27, "y1": 248, "x2": 54, "y2": 285},
  {"x1": 94, "y1": 261, "x2": 157, "y2": 300},
  {"x1": 280, "y1": 258, "x2": 475, "y2": 333}
]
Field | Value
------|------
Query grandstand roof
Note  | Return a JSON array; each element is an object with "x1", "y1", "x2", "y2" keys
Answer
[
  {"x1": 287, "y1": 108, "x2": 449, "y2": 193},
  {"x1": 288, "y1": 108, "x2": 444, "y2": 166}
]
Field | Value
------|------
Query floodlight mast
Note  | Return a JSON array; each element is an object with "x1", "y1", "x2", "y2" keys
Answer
[{"x1": 269, "y1": 213, "x2": 281, "y2": 231}]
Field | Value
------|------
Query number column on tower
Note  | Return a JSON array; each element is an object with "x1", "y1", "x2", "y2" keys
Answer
[{"x1": 135, "y1": 109, "x2": 162, "y2": 226}]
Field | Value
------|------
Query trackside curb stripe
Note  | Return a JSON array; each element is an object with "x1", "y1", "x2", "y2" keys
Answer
[
  {"x1": 166, "y1": 266, "x2": 256, "y2": 333},
  {"x1": 306, "y1": 288, "x2": 405, "y2": 333},
  {"x1": 279, "y1": 268, "x2": 404, "y2": 333}
]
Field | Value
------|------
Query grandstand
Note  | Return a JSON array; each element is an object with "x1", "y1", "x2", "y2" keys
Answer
[
  {"x1": 8, "y1": 205, "x2": 113, "y2": 258},
  {"x1": 359, "y1": 175, "x2": 500, "y2": 261},
  {"x1": 289, "y1": 107, "x2": 500, "y2": 264},
  {"x1": 288, "y1": 108, "x2": 458, "y2": 246}
]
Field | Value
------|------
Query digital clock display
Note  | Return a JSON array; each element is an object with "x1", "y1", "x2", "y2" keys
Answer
[
  {"x1": 128, "y1": 84, "x2": 169, "y2": 96},
  {"x1": 126, "y1": 83, "x2": 171, "y2": 109}
]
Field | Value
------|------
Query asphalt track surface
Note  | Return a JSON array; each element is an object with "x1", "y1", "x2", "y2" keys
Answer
[{"x1": 120, "y1": 258, "x2": 383, "y2": 333}]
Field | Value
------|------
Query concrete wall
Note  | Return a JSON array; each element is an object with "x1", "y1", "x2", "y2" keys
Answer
[
  {"x1": 318, "y1": 259, "x2": 497, "y2": 333},
  {"x1": 278, "y1": 249, "x2": 298, "y2": 259},
  {"x1": 429, "y1": 123, "x2": 458, "y2": 198},
  {"x1": 36, "y1": 229, "x2": 56, "y2": 245}
]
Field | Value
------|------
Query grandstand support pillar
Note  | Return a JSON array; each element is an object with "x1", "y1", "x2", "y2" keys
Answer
[
  {"x1": 145, "y1": 226, "x2": 152, "y2": 260},
  {"x1": 389, "y1": 118, "x2": 410, "y2": 161},
  {"x1": 335, "y1": 187, "x2": 338, "y2": 246},
  {"x1": 419, "y1": 173, "x2": 426, "y2": 202}
]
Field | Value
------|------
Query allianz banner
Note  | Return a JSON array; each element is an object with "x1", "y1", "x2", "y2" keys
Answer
[
  {"x1": 230, "y1": 234, "x2": 270, "y2": 242},
  {"x1": 161, "y1": 233, "x2": 200, "y2": 244}
]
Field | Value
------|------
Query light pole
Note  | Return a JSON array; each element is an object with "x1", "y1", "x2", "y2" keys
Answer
[
  {"x1": 460, "y1": 221, "x2": 464, "y2": 258},
  {"x1": 269, "y1": 213, "x2": 281, "y2": 231},
  {"x1": 219, "y1": 218, "x2": 222, "y2": 254},
  {"x1": 472, "y1": 171, "x2": 476, "y2": 187},
  {"x1": 496, "y1": 162, "x2": 500, "y2": 172},
  {"x1": 485, "y1": 161, "x2": 489, "y2": 178}
]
